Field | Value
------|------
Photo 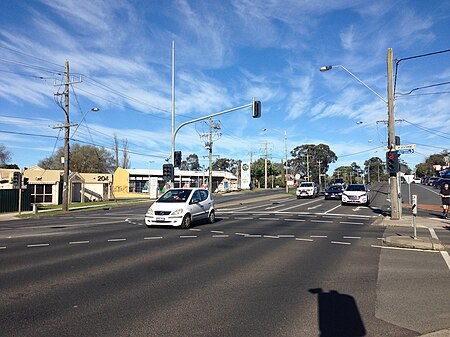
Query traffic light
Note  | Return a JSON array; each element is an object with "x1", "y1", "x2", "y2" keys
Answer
[
  {"x1": 162, "y1": 164, "x2": 174, "y2": 181},
  {"x1": 23, "y1": 177, "x2": 29, "y2": 187},
  {"x1": 12, "y1": 172, "x2": 20, "y2": 188},
  {"x1": 174, "y1": 151, "x2": 182, "y2": 168},
  {"x1": 386, "y1": 151, "x2": 399, "y2": 175},
  {"x1": 252, "y1": 100, "x2": 261, "y2": 118}
]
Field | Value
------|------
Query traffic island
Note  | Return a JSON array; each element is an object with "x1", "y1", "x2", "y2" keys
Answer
[{"x1": 383, "y1": 235, "x2": 446, "y2": 251}]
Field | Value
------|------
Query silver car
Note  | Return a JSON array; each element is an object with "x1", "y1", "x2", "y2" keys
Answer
[{"x1": 145, "y1": 188, "x2": 215, "y2": 229}]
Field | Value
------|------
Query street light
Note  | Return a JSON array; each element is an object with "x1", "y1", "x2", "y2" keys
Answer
[
  {"x1": 262, "y1": 128, "x2": 289, "y2": 193},
  {"x1": 71, "y1": 107, "x2": 100, "y2": 139},
  {"x1": 320, "y1": 54, "x2": 401, "y2": 220}
]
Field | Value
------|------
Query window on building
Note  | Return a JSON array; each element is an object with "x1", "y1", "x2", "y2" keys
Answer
[{"x1": 31, "y1": 184, "x2": 53, "y2": 203}]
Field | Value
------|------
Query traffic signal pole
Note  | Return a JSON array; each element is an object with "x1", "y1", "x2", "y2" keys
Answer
[{"x1": 387, "y1": 48, "x2": 402, "y2": 220}]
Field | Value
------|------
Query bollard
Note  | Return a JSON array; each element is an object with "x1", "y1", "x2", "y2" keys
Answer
[{"x1": 32, "y1": 204, "x2": 38, "y2": 214}]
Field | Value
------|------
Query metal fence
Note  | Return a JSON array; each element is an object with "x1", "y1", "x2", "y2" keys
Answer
[{"x1": 0, "y1": 189, "x2": 32, "y2": 213}]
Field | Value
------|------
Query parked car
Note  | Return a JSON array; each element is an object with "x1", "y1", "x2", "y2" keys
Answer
[
  {"x1": 412, "y1": 177, "x2": 421, "y2": 184},
  {"x1": 324, "y1": 185, "x2": 344, "y2": 200},
  {"x1": 434, "y1": 178, "x2": 450, "y2": 189},
  {"x1": 341, "y1": 184, "x2": 370, "y2": 206},
  {"x1": 296, "y1": 182, "x2": 320, "y2": 199},
  {"x1": 145, "y1": 188, "x2": 215, "y2": 229}
]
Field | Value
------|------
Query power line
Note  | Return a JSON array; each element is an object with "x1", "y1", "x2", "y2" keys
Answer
[{"x1": 0, "y1": 45, "x2": 64, "y2": 68}]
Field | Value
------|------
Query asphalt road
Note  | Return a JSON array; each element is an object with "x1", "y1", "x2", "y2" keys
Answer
[{"x1": 0, "y1": 184, "x2": 449, "y2": 337}]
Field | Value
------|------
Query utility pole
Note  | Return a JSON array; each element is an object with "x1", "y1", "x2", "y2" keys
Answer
[
  {"x1": 264, "y1": 142, "x2": 268, "y2": 189},
  {"x1": 284, "y1": 130, "x2": 288, "y2": 193},
  {"x1": 171, "y1": 40, "x2": 175, "y2": 167},
  {"x1": 53, "y1": 60, "x2": 82, "y2": 211},
  {"x1": 209, "y1": 118, "x2": 213, "y2": 193},
  {"x1": 317, "y1": 160, "x2": 322, "y2": 186},
  {"x1": 387, "y1": 48, "x2": 401, "y2": 220},
  {"x1": 306, "y1": 153, "x2": 310, "y2": 182}
]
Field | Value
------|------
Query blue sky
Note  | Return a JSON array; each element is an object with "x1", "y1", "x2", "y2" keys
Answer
[{"x1": 0, "y1": 0, "x2": 449, "y2": 175}]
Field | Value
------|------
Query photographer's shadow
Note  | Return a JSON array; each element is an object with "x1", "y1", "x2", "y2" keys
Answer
[{"x1": 309, "y1": 288, "x2": 366, "y2": 337}]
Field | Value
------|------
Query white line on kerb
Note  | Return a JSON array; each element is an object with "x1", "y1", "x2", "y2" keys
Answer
[
  {"x1": 331, "y1": 241, "x2": 351, "y2": 245},
  {"x1": 370, "y1": 245, "x2": 440, "y2": 253},
  {"x1": 69, "y1": 241, "x2": 90, "y2": 245},
  {"x1": 27, "y1": 243, "x2": 50, "y2": 248},
  {"x1": 108, "y1": 238, "x2": 126, "y2": 242},
  {"x1": 144, "y1": 237, "x2": 163, "y2": 240}
]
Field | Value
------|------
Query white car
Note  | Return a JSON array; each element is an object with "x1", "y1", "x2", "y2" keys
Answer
[
  {"x1": 341, "y1": 184, "x2": 370, "y2": 206},
  {"x1": 145, "y1": 188, "x2": 215, "y2": 229},
  {"x1": 296, "y1": 182, "x2": 319, "y2": 199}
]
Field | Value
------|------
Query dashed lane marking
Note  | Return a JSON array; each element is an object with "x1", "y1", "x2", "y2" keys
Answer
[
  {"x1": 212, "y1": 235, "x2": 229, "y2": 238},
  {"x1": 211, "y1": 230, "x2": 224, "y2": 234},
  {"x1": 144, "y1": 237, "x2": 163, "y2": 240},
  {"x1": 310, "y1": 235, "x2": 327, "y2": 238},
  {"x1": 296, "y1": 238, "x2": 314, "y2": 242},
  {"x1": 0, "y1": 246, "x2": 6, "y2": 249},
  {"x1": 69, "y1": 241, "x2": 90, "y2": 245},
  {"x1": 259, "y1": 218, "x2": 279, "y2": 221},
  {"x1": 108, "y1": 238, "x2": 126, "y2": 242},
  {"x1": 277, "y1": 234, "x2": 295, "y2": 238},
  {"x1": 189, "y1": 228, "x2": 201, "y2": 232},
  {"x1": 180, "y1": 236, "x2": 197, "y2": 239},
  {"x1": 235, "y1": 217, "x2": 255, "y2": 220},
  {"x1": 440, "y1": 251, "x2": 450, "y2": 270},
  {"x1": 343, "y1": 236, "x2": 361, "y2": 239},
  {"x1": 340, "y1": 221, "x2": 364, "y2": 225},
  {"x1": 311, "y1": 220, "x2": 333, "y2": 223},
  {"x1": 331, "y1": 241, "x2": 351, "y2": 245},
  {"x1": 264, "y1": 235, "x2": 279, "y2": 239},
  {"x1": 27, "y1": 243, "x2": 50, "y2": 248},
  {"x1": 284, "y1": 219, "x2": 306, "y2": 222},
  {"x1": 245, "y1": 234, "x2": 262, "y2": 238}
]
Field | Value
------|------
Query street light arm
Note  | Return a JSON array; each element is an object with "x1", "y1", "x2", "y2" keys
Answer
[{"x1": 321, "y1": 65, "x2": 388, "y2": 104}]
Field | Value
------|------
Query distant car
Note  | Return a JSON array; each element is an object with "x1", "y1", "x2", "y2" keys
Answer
[
  {"x1": 412, "y1": 178, "x2": 421, "y2": 184},
  {"x1": 427, "y1": 177, "x2": 439, "y2": 186},
  {"x1": 324, "y1": 185, "x2": 344, "y2": 200},
  {"x1": 341, "y1": 184, "x2": 370, "y2": 206},
  {"x1": 145, "y1": 188, "x2": 215, "y2": 229},
  {"x1": 332, "y1": 178, "x2": 346, "y2": 188},
  {"x1": 296, "y1": 182, "x2": 319, "y2": 199}
]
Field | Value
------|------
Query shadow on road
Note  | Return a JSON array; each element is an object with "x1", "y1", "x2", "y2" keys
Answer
[{"x1": 309, "y1": 288, "x2": 366, "y2": 337}]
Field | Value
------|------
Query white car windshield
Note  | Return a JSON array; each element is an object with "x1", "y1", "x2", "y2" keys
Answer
[
  {"x1": 346, "y1": 185, "x2": 366, "y2": 192},
  {"x1": 158, "y1": 189, "x2": 192, "y2": 203}
]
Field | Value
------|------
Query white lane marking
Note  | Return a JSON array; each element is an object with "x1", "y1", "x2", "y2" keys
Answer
[
  {"x1": 259, "y1": 218, "x2": 279, "y2": 220},
  {"x1": 428, "y1": 228, "x2": 450, "y2": 270},
  {"x1": 311, "y1": 220, "x2": 333, "y2": 223},
  {"x1": 348, "y1": 216, "x2": 369, "y2": 220},
  {"x1": 371, "y1": 245, "x2": 440, "y2": 253},
  {"x1": 211, "y1": 230, "x2": 224, "y2": 234},
  {"x1": 27, "y1": 243, "x2": 50, "y2": 248},
  {"x1": 189, "y1": 228, "x2": 201, "y2": 232},
  {"x1": 235, "y1": 217, "x2": 255, "y2": 220},
  {"x1": 180, "y1": 236, "x2": 197, "y2": 239},
  {"x1": 343, "y1": 236, "x2": 361, "y2": 239},
  {"x1": 440, "y1": 251, "x2": 450, "y2": 270},
  {"x1": 331, "y1": 241, "x2": 351, "y2": 245},
  {"x1": 284, "y1": 219, "x2": 306, "y2": 222},
  {"x1": 340, "y1": 221, "x2": 364, "y2": 225},
  {"x1": 108, "y1": 238, "x2": 126, "y2": 242},
  {"x1": 144, "y1": 236, "x2": 163, "y2": 240},
  {"x1": 275, "y1": 199, "x2": 321, "y2": 212},
  {"x1": 428, "y1": 228, "x2": 439, "y2": 240},
  {"x1": 307, "y1": 204, "x2": 322, "y2": 210},
  {"x1": 69, "y1": 241, "x2": 90, "y2": 245},
  {"x1": 245, "y1": 234, "x2": 262, "y2": 238},
  {"x1": 219, "y1": 216, "x2": 230, "y2": 219},
  {"x1": 212, "y1": 235, "x2": 229, "y2": 238},
  {"x1": 323, "y1": 215, "x2": 342, "y2": 219},
  {"x1": 278, "y1": 234, "x2": 295, "y2": 238},
  {"x1": 296, "y1": 238, "x2": 314, "y2": 242},
  {"x1": 0, "y1": 246, "x2": 6, "y2": 249},
  {"x1": 264, "y1": 235, "x2": 279, "y2": 239},
  {"x1": 301, "y1": 214, "x2": 318, "y2": 217},
  {"x1": 235, "y1": 233, "x2": 248, "y2": 236},
  {"x1": 310, "y1": 235, "x2": 327, "y2": 238},
  {"x1": 324, "y1": 205, "x2": 341, "y2": 214}
]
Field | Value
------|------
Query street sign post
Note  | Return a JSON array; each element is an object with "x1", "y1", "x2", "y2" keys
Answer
[
  {"x1": 395, "y1": 144, "x2": 416, "y2": 150},
  {"x1": 397, "y1": 148, "x2": 415, "y2": 155}
]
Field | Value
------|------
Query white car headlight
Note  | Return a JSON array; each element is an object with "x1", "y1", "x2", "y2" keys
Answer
[
  {"x1": 172, "y1": 208, "x2": 184, "y2": 215},
  {"x1": 146, "y1": 208, "x2": 154, "y2": 216}
]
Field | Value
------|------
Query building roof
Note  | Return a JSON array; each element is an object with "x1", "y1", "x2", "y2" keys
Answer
[{"x1": 124, "y1": 168, "x2": 237, "y2": 180}]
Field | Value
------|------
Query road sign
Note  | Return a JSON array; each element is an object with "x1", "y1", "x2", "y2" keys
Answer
[
  {"x1": 397, "y1": 149, "x2": 415, "y2": 155},
  {"x1": 395, "y1": 144, "x2": 416, "y2": 150}
]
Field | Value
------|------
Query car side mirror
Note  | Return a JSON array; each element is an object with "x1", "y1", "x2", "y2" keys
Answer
[{"x1": 191, "y1": 198, "x2": 200, "y2": 204}]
